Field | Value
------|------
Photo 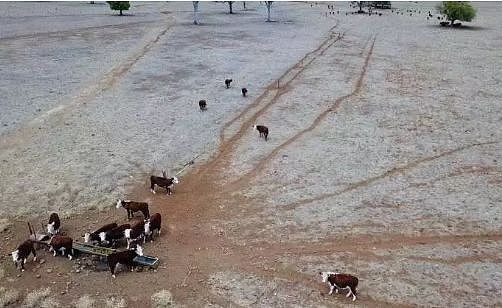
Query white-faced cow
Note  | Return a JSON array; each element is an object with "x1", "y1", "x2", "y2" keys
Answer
[
  {"x1": 225, "y1": 78, "x2": 233, "y2": 88},
  {"x1": 83, "y1": 222, "x2": 118, "y2": 244},
  {"x1": 150, "y1": 171, "x2": 179, "y2": 195},
  {"x1": 10, "y1": 240, "x2": 37, "y2": 271},
  {"x1": 49, "y1": 235, "x2": 74, "y2": 260},
  {"x1": 99, "y1": 223, "x2": 131, "y2": 247},
  {"x1": 144, "y1": 213, "x2": 162, "y2": 242},
  {"x1": 253, "y1": 125, "x2": 269, "y2": 141},
  {"x1": 241, "y1": 88, "x2": 248, "y2": 97},
  {"x1": 47, "y1": 212, "x2": 60, "y2": 235},
  {"x1": 319, "y1": 271, "x2": 358, "y2": 301},
  {"x1": 107, "y1": 245, "x2": 144, "y2": 278},
  {"x1": 124, "y1": 219, "x2": 145, "y2": 249},
  {"x1": 116, "y1": 199, "x2": 150, "y2": 219}
]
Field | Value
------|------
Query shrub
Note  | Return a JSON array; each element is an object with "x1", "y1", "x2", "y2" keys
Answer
[
  {"x1": 437, "y1": 2, "x2": 476, "y2": 25},
  {"x1": 107, "y1": 1, "x2": 130, "y2": 16}
]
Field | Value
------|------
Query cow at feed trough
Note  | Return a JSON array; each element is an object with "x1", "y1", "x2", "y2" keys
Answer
[
  {"x1": 253, "y1": 125, "x2": 269, "y2": 141},
  {"x1": 241, "y1": 88, "x2": 248, "y2": 97},
  {"x1": 99, "y1": 223, "x2": 131, "y2": 247},
  {"x1": 47, "y1": 212, "x2": 60, "y2": 235},
  {"x1": 225, "y1": 78, "x2": 233, "y2": 88},
  {"x1": 107, "y1": 245, "x2": 144, "y2": 278},
  {"x1": 83, "y1": 222, "x2": 118, "y2": 244},
  {"x1": 319, "y1": 271, "x2": 358, "y2": 301},
  {"x1": 125, "y1": 220, "x2": 145, "y2": 249},
  {"x1": 116, "y1": 199, "x2": 150, "y2": 219},
  {"x1": 144, "y1": 213, "x2": 162, "y2": 242},
  {"x1": 10, "y1": 240, "x2": 37, "y2": 271},
  {"x1": 49, "y1": 235, "x2": 74, "y2": 260},
  {"x1": 150, "y1": 171, "x2": 179, "y2": 195},
  {"x1": 199, "y1": 100, "x2": 207, "y2": 111}
]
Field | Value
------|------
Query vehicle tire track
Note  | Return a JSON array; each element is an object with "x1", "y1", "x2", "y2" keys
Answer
[
  {"x1": 0, "y1": 17, "x2": 173, "y2": 151},
  {"x1": 226, "y1": 36, "x2": 377, "y2": 191},
  {"x1": 281, "y1": 140, "x2": 498, "y2": 210},
  {"x1": 218, "y1": 23, "x2": 340, "y2": 145}
]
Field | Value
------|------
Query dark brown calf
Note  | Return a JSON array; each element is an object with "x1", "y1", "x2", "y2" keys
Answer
[
  {"x1": 107, "y1": 246, "x2": 143, "y2": 278},
  {"x1": 253, "y1": 125, "x2": 269, "y2": 141},
  {"x1": 116, "y1": 200, "x2": 150, "y2": 219},
  {"x1": 49, "y1": 235, "x2": 73, "y2": 260},
  {"x1": 10, "y1": 240, "x2": 37, "y2": 271},
  {"x1": 320, "y1": 272, "x2": 358, "y2": 301}
]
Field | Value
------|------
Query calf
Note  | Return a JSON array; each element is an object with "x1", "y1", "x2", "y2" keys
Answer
[
  {"x1": 116, "y1": 199, "x2": 150, "y2": 219},
  {"x1": 319, "y1": 271, "x2": 358, "y2": 301},
  {"x1": 83, "y1": 222, "x2": 118, "y2": 244},
  {"x1": 199, "y1": 99, "x2": 207, "y2": 111},
  {"x1": 124, "y1": 227, "x2": 144, "y2": 249},
  {"x1": 107, "y1": 245, "x2": 144, "y2": 278},
  {"x1": 47, "y1": 212, "x2": 60, "y2": 235},
  {"x1": 241, "y1": 88, "x2": 248, "y2": 97},
  {"x1": 225, "y1": 78, "x2": 232, "y2": 88},
  {"x1": 99, "y1": 223, "x2": 131, "y2": 246},
  {"x1": 144, "y1": 213, "x2": 162, "y2": 242},
  {"x1": 10, "y1": 240, "x2": 37, "y2": 272},
  {"x1": 150, "y1": 171, "x2": 179, "y2": 195},
  {"x1": 49, "y1": 235, "x2": 73, "y2": 260},
  {"x1": 253, "y1": 125, "x2": 269, "y2": 141}
]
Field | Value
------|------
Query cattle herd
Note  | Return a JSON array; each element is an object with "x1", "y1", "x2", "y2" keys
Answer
[{"x1": 7, "y1": 78, "x2": 360, "y2": 301}]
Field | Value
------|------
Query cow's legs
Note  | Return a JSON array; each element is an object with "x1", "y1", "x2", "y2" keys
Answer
[{"x1": 329, "y1": 285, "x2": 335, "y2": 295}]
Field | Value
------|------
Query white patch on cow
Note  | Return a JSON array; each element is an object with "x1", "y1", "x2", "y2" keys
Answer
[
  {"x1": 68, "y1": 254, "x2": 72, "y2": 260},
  {"x1": 33, "y1": 256, "x2": 37, "y2": 262},
  {"x1": 124, "y1": 229, "x2": 131, "y2": 239},
  {"x1": 136, "y1": 245, "x2": 143, "y2": 256},
  {"x1": 99, "y1": 232, "x2": 106, "y2": 242},
  {"x1": 172, "y1": 176, "x2": 179, "y2": 184},
  {"x1": 150, "y1": 189, "x2": 156, "y2": 194},
  {"x1": 320, "y1": 271, "x2": 337, "y2": 283},
  {"x1": 47, "y1": 222, "x2": 55, "y2": 234},
  {"x1": 84, "y1": 233, "x2": 91, "y2": 243},
  {"x1": 253, "y1": 125, "x2": 257, "y2": 130},
  {"x1": 144, "y1": 222, "x2": 151, "y2": 236},
  {"x1": 11, "y1": 250, "x2": 19, "y2": 263},
  {"x1": 116, "y1": 199, "x2": 122, "y2": 209}
]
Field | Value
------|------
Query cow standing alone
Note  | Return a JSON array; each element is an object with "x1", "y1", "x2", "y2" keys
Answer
[
  {"x1": 47, "y1": 213, "x2": 60, "y2": 235},
  {"x1": 150, "y1": 171, "x2": 179, "y2": 195},
  {"x1": 253, "y1": 125, "x2": 269, "y2": 141},
  {"x1": 319, "y1": 271, "x2": 358, "y2": 301},
  {"x1": 116, "y1": 200, "x2": 150, "y2": 219}
]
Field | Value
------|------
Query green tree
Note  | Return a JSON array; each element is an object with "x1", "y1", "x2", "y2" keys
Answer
[
  {"x1": 437, "y1": 2, "x2": 476, "y2": 25},
  {"x1": 107, "y1": 1, "x2": 130, "y2": 16}
]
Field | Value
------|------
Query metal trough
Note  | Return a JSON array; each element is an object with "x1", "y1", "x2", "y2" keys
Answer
[
  {"x1": 73, "y1": 242, "x2": 117, "y2": 257},
  {"x1": 133, "y1": 255, "x2": 160, "y2": 268}
]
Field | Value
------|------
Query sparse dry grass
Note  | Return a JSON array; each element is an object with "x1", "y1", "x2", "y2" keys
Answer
[
  {"x1": 151, "y1": 290, "x2": 174, "y2": 307},
  {"x1": 0, "y1": 287, "x2": 20, "y2": 308},
  {"x1": 105, "y1": 296, "x2": 127, "y2": 308},
  {"x1": 22, "y1": 288, "x2": 60, "y2": 308},
  {"x1": 75, "y1": 295, "x2": 96, "y2": 308}
]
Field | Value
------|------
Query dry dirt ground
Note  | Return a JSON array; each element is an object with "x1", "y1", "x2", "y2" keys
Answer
[{"x1": 1, "y1": 1, "x2": 501, "y2": 307}]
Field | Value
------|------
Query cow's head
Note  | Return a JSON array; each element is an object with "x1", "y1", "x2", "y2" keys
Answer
[
  {"x1": 116, "y1": 199, "x2": 123, "y2": 209},
  {"x1": 124, "y1": 229, "x2": 131, "y2": 239},
  {"x1": 319, "y1": 271, "x2": 337, "y2": 283},
  {"x1": 144, "y1": 221, "x2": 151, "y2": 235},
  {"x1": 253, "y1": 125, "x2": 257, "y2": 131},
  {"x1": 47, "y1": 222, "x2": 55, "y2": 235},
  {"x1": 83, "y1": 233, "x2": 91, "y2": 243},
  {"x1": 172, "y1": 176, "x2": 179, "y2": 184},
  {"x1": 11, "y1": 250, "x2": 19, "y2": 263},
  {"x1": 99, "y1": 232, "x2": 106, "y2": 242},
  {"x1": 135, "y1": 245, "x2": 144, "y2": 256}
]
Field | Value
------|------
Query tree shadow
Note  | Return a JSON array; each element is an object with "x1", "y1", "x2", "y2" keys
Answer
[{"x1": 426, "y1": 24, "x2": 489, "y2": 31}]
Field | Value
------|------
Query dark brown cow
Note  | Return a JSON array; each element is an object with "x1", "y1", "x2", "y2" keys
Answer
[
  {"x1": 241, "y1": 88, "x2": 248, "y2": 97},
  {"x1": 47, "y1": 212, "x2": 60, "y2": 235},
  {"x1": 144, "y1": 213, "x2": 162, "y2": 242},
  {"x1": 253, "y1": 125, "x2": 269, "y2": 141},
  {"x1": 10, "y1": 240, "x2": 37, "y2": 271},
  {"x1": 116, "y1": 200, "x2": 150, "y2": 219},
  {"x1": 84, "y1": 222, "x2": 118, "y2": 244},
  {"x1": 49, "y1": 235, "x2": 73, "y2": 260},
  {"x1": 199, "y1": 100, "x2": 207, "y2": 111},
  {"x1": 150, "y1": 171, "x2": 179, "y2": 195},
  {"x1": 319, "y1": 271, "x2": 358, "y2": 301},
  {"x1": 107, "y1": 246, "x2": 143, "y2": 278},
  {"x1": 225, "y1": 78, "x2": 233, "y2": 88}
]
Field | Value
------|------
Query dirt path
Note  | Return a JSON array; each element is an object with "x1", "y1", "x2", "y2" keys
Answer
[{"x1": 0, "y1": 14, "x2": 173, "y2": 151}]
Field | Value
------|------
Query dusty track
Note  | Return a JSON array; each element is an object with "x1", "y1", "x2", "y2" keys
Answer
[{"x1": 0, "y1": 16, "x2": 172, "y2": 150}]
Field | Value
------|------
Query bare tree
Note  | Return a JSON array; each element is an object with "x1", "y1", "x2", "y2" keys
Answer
[
  {"x1": 265, "y1": 1, "x2": 273, "y2": 21},
  {"x1": 193, "y1": 1, "x2": 200, "y2": 25},
  {"x1": 227, "y1": 1, "x2": 234, "y2": 14}
]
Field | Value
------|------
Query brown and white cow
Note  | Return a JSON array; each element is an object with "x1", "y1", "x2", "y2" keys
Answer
[
  {"x1": 47, "y1": 212, "x2": 60, "y2": 235},
  {"x1": 319, "y1": 271, "x2": 358, "y2": 301},
  {"x1": 144, "y1": 213, "x2": 162, "y2": 242},
  {"x1": 83, "y1": 222, "x2": 118, "y2": 244},
  {"x1": 10, "y1": 240, "x2": 37, "y2": 271},
  {"x1": 150, "y1": 171, "x2": 179, "y2": 195},
  {"x1": 107, "y1": 245, "x2": 144, "y2": 278},
  {"x1": 116, "y1": 200, "x2": 150, "y2": 219},
  {"x1": 49, "y1": 235, "x2": 73, "y2": 260},
  {"x1": 253, "y1": 125, "x2": 269, "y2": 141}
]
